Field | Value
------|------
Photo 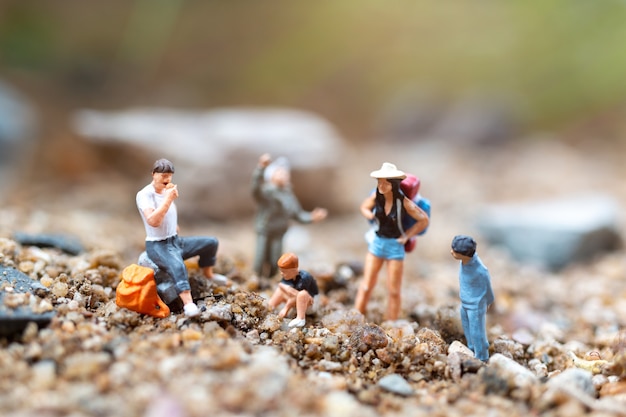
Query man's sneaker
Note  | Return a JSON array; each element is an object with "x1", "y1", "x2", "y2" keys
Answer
[
  {"x1": 183, "y1": 302, "x2": 200, "y2": 317},
  {"x1": 209, "y1": 274, "x2": 229, "y2": 287},
  {"x1": 288, "y1": 318, "x2": 306, "y2": 328}
]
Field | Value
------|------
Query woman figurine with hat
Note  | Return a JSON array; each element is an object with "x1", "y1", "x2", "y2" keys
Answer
[{"x1": 354, "y1": 162, "x2": 429, "y2": 320}]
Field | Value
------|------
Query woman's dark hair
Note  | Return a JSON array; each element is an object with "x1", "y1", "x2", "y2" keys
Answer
[
  {"x1": 451, "y1": 235, "x2": 477, "y2": 257},
  {"x1": 374, "y1": 178, "x2": 405, "y2": 210},
  {"x1": 152, "y1": 159, "x2": 175, "y2": 174}
]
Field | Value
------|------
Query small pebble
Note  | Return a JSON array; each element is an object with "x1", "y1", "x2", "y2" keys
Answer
[{"x1": 378, "y1": 374, "x2": 414, "y2": 396}]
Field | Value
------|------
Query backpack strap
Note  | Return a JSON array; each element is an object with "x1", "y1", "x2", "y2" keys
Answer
[{"x1": 396, "y1": 197, "x2": 407, "y2": 239}]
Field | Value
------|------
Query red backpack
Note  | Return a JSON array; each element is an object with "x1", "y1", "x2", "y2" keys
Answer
[{"x1": 399, "y1": 174, "x2": 431, "y2": 252}]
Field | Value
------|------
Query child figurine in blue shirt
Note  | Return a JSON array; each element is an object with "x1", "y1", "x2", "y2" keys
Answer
[{"x1": 451, "y1": 235, "x2": 495, "y2": 361}]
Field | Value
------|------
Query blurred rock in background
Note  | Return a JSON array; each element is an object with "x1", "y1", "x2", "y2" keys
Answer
[
  {"x1": 72, "y1": 107, "x2": 347, "y2": 219},
  {"x1": 477, "y1": 194, "x2": 622, "y2": 271},
  {"x1": 427, "y1": 92, "x2": 522, "y2": 146},
  {"x1": 375, "y1": 86, "x2": 447, "y2": 142},
  {"x1": 0, "y1": 80, "x2": 37, "y2": 200},
  {"x1": 377, "y1": 88, "x2": 521, "y2": 146}
]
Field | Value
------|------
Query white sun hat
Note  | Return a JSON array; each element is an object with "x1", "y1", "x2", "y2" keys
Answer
[{"x1": 370, "y1": 162, "x2": 406, "y2": 179}]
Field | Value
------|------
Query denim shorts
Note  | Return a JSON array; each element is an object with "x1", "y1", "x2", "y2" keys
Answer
[{"x1": 368, "y1": 235, "x2": 405, "y2": 260}]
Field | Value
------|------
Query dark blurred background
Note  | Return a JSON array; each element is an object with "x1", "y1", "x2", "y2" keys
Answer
[{"x1": 2, "y1": 0, "x2": 626, "y2": 218}]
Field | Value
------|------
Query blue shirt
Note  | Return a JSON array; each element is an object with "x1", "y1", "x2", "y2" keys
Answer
[{"x1": 458, "y1": 254, "x2": 494, "y2": 310}]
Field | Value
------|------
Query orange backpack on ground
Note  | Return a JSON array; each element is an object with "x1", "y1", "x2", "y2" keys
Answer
[{"x1": 116, "y1": 264, "x2": 170, "y2": 318}]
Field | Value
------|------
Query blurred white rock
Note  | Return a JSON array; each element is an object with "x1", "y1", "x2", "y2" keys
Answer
[
  {"x1": 72, "y1": 107, "x2": 346, "y2": 219},
  {"x1": 477, "y1": 194, "x2": 622, "y2": 270},
  {"x1": 0, "y1": 80, "x2": 37, "y2": 199}
]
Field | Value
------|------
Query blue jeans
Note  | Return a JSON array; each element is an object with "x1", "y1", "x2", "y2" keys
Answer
[
  {"x1": 460, "y1": 304, "x2": 490, "y2": 361},
  {"x1": 146, "y1": 235, "x2": 218, "y2": 293}
]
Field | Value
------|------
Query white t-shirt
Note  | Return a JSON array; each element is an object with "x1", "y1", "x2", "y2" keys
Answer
[{"x1": 136, "y1": 183, "x2": 178, "y2": 241}]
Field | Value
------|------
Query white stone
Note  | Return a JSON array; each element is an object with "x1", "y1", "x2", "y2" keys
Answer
[
  {"x1": 448, "y1": 340, "x2": 475, "y2": 357},
  {"x1": 478, "y1": 194, "x2": 621, "y2": 270},
  {"x1": 72, "y1": 107, "x2": 347, "y2": 219},
  {"x1": 378, "y1": 373, "x2": 414, "y2": 396},
  {"x1": 488, "y1": 353, "x2": 539, "y2": 388}
]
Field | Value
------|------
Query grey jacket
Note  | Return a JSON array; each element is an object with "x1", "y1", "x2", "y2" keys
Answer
[{"x1": 252, "y1": 166, "x2": 314, "y2": 235}]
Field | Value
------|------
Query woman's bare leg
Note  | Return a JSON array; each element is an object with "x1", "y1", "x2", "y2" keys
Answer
[
  {"x1": 354, "y1": 252, "x2": 384, "y2": 315},
  {"x1": 385, "y1": 259, "x2": 404, "y2": 320}
]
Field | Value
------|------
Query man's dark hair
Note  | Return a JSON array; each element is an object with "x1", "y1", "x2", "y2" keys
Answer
[
  {"x1": 451, "y1": 235, "x2": 477, "y2": 257},
  {"x1": 152, "y1": 159, "x2": 175, "y2": 174}
]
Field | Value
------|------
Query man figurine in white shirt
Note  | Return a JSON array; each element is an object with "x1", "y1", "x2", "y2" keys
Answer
[{"x1": 136, "y1": 158, "x2": 227, "y2": 317}]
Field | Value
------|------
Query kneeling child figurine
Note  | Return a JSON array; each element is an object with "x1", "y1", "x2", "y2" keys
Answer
[{"x1": 268, "y1": 252, "x2": 319, "y2": 328}]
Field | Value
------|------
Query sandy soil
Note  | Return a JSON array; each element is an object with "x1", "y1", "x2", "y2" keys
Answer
[{"x1": 1, "y1": 138, "x2": 625, "y2": 417}]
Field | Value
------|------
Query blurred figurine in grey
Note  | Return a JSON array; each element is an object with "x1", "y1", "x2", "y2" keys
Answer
[
  {"x1": 450, "y1": 235, "x2": 495, "y2": 361},
  {"x1": 251, "y1": 153, "x2": 327, "y2": 278},
  {"x1": 136, "y1": 158, "x2": 227, "y2": 318}
]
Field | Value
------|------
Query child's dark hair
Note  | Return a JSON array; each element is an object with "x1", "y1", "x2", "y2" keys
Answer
[{"x1": 451, "y1": 235, "x2": 477, "y2": 257}]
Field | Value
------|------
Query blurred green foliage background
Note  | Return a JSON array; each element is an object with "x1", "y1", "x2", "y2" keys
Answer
[{"x1": 1, "y1": 0, "x2": 626, "y2": 138}]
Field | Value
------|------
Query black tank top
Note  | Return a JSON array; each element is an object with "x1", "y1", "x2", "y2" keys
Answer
[{"x1": 374, "y1": 198, "x2": 403, "y2": 238}]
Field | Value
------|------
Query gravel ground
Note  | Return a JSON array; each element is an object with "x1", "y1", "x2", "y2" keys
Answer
[{"x1": 1, "y1": 138, "x2": 625, "y2": 417}]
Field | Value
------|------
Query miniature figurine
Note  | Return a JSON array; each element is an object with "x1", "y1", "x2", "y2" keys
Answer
[
  {"x1": 365, "y1": 173, "x2": 431, "y2": 253},
  {"x1": 568, "y1": 351, "x2": 609, "y2": 374},
  {"x1": 136, "y1": 158, "x2": 227, "y2": 317},
  {"x1": 354, "y1": 162, "x2": 429, "y2": 321},
  {"x1": 267, "y1": 252, "x2": 319, "y2": 328},
  {"x1": 251, "y1": 153, "x2": 327, "y2": 278},
  {"x1": 450, "y1": 235, "x2": 495, "y2": 362}
]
